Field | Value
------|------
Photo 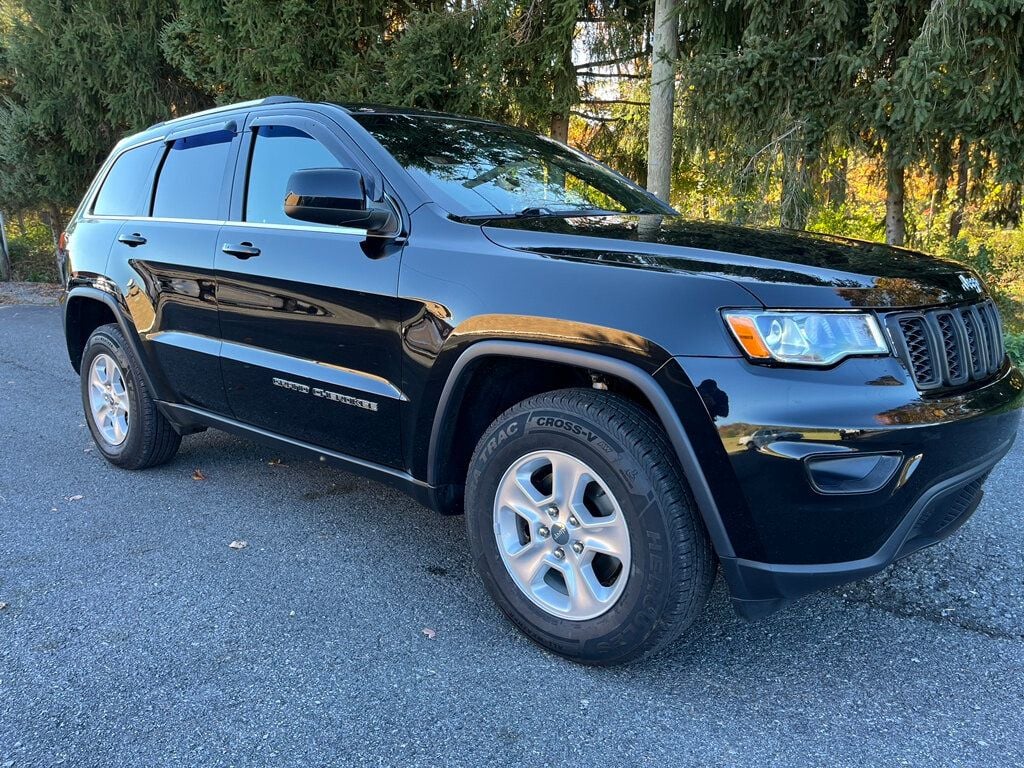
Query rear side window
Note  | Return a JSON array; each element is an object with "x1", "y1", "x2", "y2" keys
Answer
[
  {"x1": 92, "y1": 142, "x2": 162, "y2": 216},
  {"x1": 152, "y1": 130, "x2": 234, "y2": 220},
  {"x1": 245, "y1": 125, "x2": 342, "y2": 225}
]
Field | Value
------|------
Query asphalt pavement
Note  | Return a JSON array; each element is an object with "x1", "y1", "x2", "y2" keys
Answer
[{"x1": 1, "y1": 303, "x2": 1023, "y2": 767}]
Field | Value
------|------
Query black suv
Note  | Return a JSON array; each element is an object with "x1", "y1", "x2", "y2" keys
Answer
[{"x1": 61, "y1": 96, "x2": 1022, "y2": 664}]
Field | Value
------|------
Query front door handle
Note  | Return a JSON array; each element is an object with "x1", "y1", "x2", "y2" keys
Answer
[
  {"x1": 117, "y1": 233, "x2": 147, "y2": 247},
  {"x1": 222, "y1": 242, "x2": 261, "y2": 259}
]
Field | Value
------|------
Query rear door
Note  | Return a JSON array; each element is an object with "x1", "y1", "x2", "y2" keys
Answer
[
  {"x1": 106, "y1": 124, "x2": 240, "y2": 414},
  {"x1": 216, "y1": 110, "x2": 405, "y2": 467}
]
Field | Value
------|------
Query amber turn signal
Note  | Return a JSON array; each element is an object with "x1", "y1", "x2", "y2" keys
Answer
[{"x1": 724, "y1": 314, "x2": 772, "y2": 359}]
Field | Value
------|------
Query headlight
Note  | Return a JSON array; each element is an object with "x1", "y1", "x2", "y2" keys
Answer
[{"x1": 723, "y1": 310, "x2": 889, "y2": 365}]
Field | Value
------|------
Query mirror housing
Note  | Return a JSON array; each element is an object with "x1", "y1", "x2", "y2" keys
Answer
[{"x1": 284, "y1": 168, "x2": 397, "y2": 234}]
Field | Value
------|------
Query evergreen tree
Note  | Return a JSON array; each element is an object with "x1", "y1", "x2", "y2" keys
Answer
[{"x1": 0, "y1": 0, "x2": 209, "y2": 225}]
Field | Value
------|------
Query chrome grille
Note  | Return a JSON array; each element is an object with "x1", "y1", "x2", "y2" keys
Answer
[{"x1": 887, "y1": 300, "x2": 1005, "y2": 391}]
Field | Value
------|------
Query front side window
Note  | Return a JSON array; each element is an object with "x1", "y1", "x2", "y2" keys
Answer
[
  {"x1": 353, "y1": 113, "x2": 672, "y2": 218},
  {"x1": 152, "y1": 130, "x2": 234, "y2": 220},
  {"x1": 245, "y1": 126, "x2": 342, "y2": 225},
  {"x1": 92, "y1": 142, "x2": 162, "y2": 216}
]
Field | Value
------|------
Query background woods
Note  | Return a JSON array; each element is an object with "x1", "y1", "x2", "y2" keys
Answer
[{"x1": 0, "y1": 0, "x2": 1022, "y2": 341}]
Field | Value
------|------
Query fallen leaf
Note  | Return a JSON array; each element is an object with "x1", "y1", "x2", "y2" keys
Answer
[
  {"x1": 67, "y1": 495, "x2": 83, "y2": 502},
  {"x1": 228, "y1": 540, "x2": 248, "y2": 550},
  {"x1": 421, "y1": 627, "x2": 437, "y2": 640},
  {"x1": 0, "y1": 602, "x2": 8, "y2": 611},
  {"x1": 192, "y1": 469, "x2": 206, "y2": 481},
  {"x1": 267, "y1": 458, "x2": 287, "y2": 467}
]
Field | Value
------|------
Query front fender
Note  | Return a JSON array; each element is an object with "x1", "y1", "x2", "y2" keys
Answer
[{"x1": 423, "y1": 339, "x2": 739, "y2": 561}]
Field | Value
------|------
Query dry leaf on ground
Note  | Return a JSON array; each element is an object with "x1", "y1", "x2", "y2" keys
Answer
[
  {"x1": 0, "y1": 602, "x2": 9, "y2": 611},
  {"x1": 192, "y1": 469, "x2": 206, "y2": 481},
  {"x1": 422, "y1": 628, "x2": 437, "y2": 640},
  {"x1": 67, "y1": 495, "x2": 83, "y2": 502},
  {"x1": 228, "y1": 540, "x2": 248, "y2": 550}
]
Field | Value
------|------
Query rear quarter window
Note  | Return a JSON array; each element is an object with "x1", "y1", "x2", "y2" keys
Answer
[
  {"x1": 152, "y1": 130, "x2": 234, "y2": 220},
  {"x1": 91, "y1": 142, "x2": 162, "y2": 216}
]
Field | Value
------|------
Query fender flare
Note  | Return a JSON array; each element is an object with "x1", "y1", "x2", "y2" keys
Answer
[
  {"x1": 427, "y1": 340, "x2": 735, "y2": 559},
  {"x1": 63, "y1": 285, "x2": 162, "y2": 399}
]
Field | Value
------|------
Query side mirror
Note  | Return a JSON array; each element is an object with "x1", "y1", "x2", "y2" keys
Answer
[{"x1": 284, "y1": 168, "x2": 397, "y2": 234}]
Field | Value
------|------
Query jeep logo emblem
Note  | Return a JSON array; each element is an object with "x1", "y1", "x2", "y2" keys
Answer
[{"x1": 959, "y1": 274, "x2": 983, "y2": 293}]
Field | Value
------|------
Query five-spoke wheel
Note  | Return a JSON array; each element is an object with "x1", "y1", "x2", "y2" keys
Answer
[
  {"x1": 87, "y1": 352, "x2": 131, "y2": 446},
  {"x1": 494, "y1": 450, "x2": 630, "y2": 620}
]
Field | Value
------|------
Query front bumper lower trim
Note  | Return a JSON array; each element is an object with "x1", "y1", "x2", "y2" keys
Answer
[{"x1": 721, "y1": 434, "x2": 1015, "y2": 620}]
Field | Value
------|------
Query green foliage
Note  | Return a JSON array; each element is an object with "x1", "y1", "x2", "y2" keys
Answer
[
  {"x1": 1005, "y1": 332, "x2": 1024, "y2": 366},
  {"x1": 0, "y1": 0, "x2": 210, "y2": 217},
  {"x1": 6, "y1": 219, "x2": 57, "y2": 282},
  {"x1": 162, "y1": 0, "x2": 590, "y2": 132}
]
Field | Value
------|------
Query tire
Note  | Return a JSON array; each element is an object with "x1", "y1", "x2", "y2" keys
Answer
[
  {"x1": 80, "y1": 323, "x2": 181, "y2": 469},
  {"x1": 465, "y1": 388, "x2": 715, "y2": 665}
]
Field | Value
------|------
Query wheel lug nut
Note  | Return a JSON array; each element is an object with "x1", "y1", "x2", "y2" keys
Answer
[
  {"x1": 546, "y1": 505, "x2": 559, "y2": 519},
  {"x1": 572, "y1": 542, "x2": 584, "y2": 554},
  {"x1": 553, "y1": 547, "x2": 565, "y2": 559},
  {"x1": 568, "y1": 515, "x2": 579, "y2": 526},
  {"x1": 538, "y1": 526, "x2": 550, "y2": 538}
]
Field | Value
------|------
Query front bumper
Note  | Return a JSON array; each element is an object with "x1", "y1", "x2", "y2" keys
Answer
[{"x1": 657, "y1": 354, "x2": 1024, "y2": 619}]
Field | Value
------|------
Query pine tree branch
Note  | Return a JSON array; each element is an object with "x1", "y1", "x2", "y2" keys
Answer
[
  {"x1": 574, "y1": 50, "x2": 650, "y2": 70},
  {"x1": 571, "y1": 111, "x2": 624, "y2": 123},
  {"x1": 580, "y1": 99, "x2": 649, "y2": 107},
  {"x1": 577, "y1": 71, "x2": 645, "y2": 79}
]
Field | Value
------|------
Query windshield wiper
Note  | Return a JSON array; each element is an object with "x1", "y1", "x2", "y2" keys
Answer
[{"x1": 459, "y1": 206, "x2": 622, "y2": 222}]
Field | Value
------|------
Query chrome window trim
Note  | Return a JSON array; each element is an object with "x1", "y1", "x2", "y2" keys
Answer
[{"x1": 80, "y1": 214, "x2": 377, "y2": 238}]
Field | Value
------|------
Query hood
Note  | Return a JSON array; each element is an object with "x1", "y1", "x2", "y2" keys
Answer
[{"x1": 479, "y1": 215, "x2": 986, "y2": 309}]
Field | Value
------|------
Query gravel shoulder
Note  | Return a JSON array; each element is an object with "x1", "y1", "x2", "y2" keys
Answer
[
  {"x1": 1, "y1": 304, "x2": 1022, "y2": 768},
  {"x1": 0, "y1": 281, "x2": 62, "y2": 306}
]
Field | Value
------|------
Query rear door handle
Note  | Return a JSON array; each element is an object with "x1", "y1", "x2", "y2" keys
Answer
[
  {"x1": 222, "y1": 242, "x2": 261, "y2": 259},
  {"x1": 117, "y1": 233, "x2": 147, "y2": 247}
]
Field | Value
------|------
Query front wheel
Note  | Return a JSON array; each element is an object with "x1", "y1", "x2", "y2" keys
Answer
[{"x1": 465, "y1": 389, "x2": 715, "y2": 665}]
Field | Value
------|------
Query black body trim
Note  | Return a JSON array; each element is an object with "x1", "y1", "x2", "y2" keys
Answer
[
  {"x1": 158, "y1": 402, "x2": 438, "y2": 509},
  {"x1": 427, "y1": 340, "x2": 736, "y2": 558},
  {"x1": 722, "y1": 434, "x2": 1015, "y2": 619},
  {"x1": 64, "y1": 286, "x2": 156, "y2": 390}
]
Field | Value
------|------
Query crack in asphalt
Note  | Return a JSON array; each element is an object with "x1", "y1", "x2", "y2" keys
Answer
[
  {"x1": 0, "y1": 353, "x2": 55, "y2": 377},
  {"x1": 836, "y1": 592, "x2": 1024, "y2": 642}
]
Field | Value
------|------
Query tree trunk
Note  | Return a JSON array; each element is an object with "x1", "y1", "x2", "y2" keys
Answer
[
  {"x1": 780, "y1": 143, "x2": 811, "y2": 230},
  {"x1": 950, "y1": 138, "x2": 969, "y2": 240},
  {"x1": 884, "y1": 145, "x2": 906, "y2": 246},
  {"x1": 0, "y1": 211, "x2": 11, "y2": 282},
  {"x1": 827, "y1": 156, "x2": 847, "y2": 208},
  {"x1": 44, "y1": 204, "x2": 65, "y2": 281},
  {"x1": 1006, "y1": 183, "x2": 1022, "y2": 228},
  {"x1": 550, "y1": 43, "x2": 574, "y2": 145},
  {"x1": 646, "y1": 0, "x2": 678, "y2": 204},
  {"x1": 550, "y1": 113, "x2": 569, "y2": 144}
]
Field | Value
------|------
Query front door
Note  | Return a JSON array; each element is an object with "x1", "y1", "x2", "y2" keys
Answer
[{"x1": 215, "y1": 112, "x2": 405, "y2": 467}]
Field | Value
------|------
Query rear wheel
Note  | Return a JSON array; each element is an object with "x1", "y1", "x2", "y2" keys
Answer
[
  {"x1": 80, "y1": 324, "x2": 181, "y2": 469},
  {"x1": 465, "y1": 388, "x2": 715, "y2": 665}
]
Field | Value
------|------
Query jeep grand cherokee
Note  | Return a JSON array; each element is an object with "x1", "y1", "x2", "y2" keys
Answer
[{"x1": 60, "y1": 96, "x2": 1022, "y2": 664}]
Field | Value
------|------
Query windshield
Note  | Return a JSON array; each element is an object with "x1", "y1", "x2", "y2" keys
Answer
[{"x1": 352, "y1": 112, "x2": 673, "y2": 218}]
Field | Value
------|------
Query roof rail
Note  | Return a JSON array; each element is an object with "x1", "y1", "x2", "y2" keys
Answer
[
  {"x1": 156, "y1": 95, "x2": 303, "y2": 128},
  {"x1": 261, "y1": 95, "x2": 303, "y2": 105}
]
